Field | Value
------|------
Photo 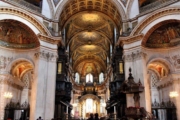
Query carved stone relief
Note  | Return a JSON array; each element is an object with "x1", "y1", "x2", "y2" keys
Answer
[
  {"x1": 0, "y1": 56, "x2": 13, "y2": 71},
  {"x1": 34, "y1": 51, "x2": 58, "y2": 62},
  {"x1": 165, "y1": 54, "x2": 180, "y2": 69},
  {"x1": 123, "y1": 51, "x2": 146, "y2": 62}
]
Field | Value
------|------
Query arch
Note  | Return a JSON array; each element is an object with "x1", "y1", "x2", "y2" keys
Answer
[
  {"x1": 54, "y1": 0, "x2": 126, "y2": 21},
  {"x1": 6, "y1": 58, "x2": 35, "y2": 75},
  {"x1": 0, "y1": 7, "x2": 50, "y2": 36},
  {"x1": 147, "y1": 57, "x2": 174, "y2": 74},
  {"x1": 131, "y1": 7, "x2": 180, "y2": 36},
  {"x1": 79, "y1": 94, "x2": 100, "y2": 103}
]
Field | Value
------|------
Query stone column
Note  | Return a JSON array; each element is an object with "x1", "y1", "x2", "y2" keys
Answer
[
  {"x1": 124, "y1": 50, "x2": 151, "y2": 113},
  {"x1": 30, "y1": 48, "x2": 57, "y2": 120}
]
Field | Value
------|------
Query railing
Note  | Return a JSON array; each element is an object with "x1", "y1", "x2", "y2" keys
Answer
[
  {"x1": 139, "y1": 0, "x2": 179, "y2": 14},
  {"x1": 4, "y1": 0, "x2": 41, "y2": 13}
]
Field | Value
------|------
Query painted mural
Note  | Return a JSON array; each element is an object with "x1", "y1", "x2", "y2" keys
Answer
[
  {"x1": 0, "y1": 20, "x2": 39, "y2": 49},
  {"x1": 146, "y1": 22, "x2": 180, "y2": 48}
]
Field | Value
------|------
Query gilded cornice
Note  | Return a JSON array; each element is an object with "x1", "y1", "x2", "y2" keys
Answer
[
  {"x1": 131, "y1": 8, "x2": 180, "y2": 36},
  {"x1": 0, "y1": 7, "x2": 50, "y2": 36},
  {"x1": 117, "y1": 34, "x2": 144, "y2": 46},
  {"x1": 37, "y1": 34, "x2": 63, "y2": 46}
]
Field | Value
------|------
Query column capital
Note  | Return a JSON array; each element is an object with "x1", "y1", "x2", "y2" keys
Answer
[
  {"x1": 34, "y1": 50, "x2": 58, "y2": 62},
  {"x1": 123, "y1": 50, "x2": 146, "y2": 62}
]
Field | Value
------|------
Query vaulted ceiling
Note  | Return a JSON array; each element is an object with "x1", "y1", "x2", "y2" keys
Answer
[{"x1": 60, "y1": 0, "x2": 121, "y2": 78}]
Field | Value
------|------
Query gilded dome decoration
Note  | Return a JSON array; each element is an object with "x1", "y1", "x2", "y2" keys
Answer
[
  {"x1": 0, "y1": 20, "x2": 39, "y2": 49},
  {"x1": 146, "y1": 22, "x2": 180, "y2": 48}
]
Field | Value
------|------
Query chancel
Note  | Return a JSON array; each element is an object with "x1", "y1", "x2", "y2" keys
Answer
[{"x1": 0, "y1": 0, "x2": 180, "y2": 120}]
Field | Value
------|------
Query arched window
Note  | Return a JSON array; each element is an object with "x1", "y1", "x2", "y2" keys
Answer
[
  {"x1": 86, "y1": 99, "x2": 93, "y2": 113},
  {"x1": 99, "y1": 72, "x2": 104, "y2": 83},
  {"x1": 86, "y1": 73, "x2": 93, "y2": 83},
  {"x1": 75, "y1": 72, "x2": 80, "y2": 83}
]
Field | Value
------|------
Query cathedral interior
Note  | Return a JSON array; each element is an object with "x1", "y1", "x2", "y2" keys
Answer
[{"x1": 0, "y1": 0, "x2": 180, "y2": 120}]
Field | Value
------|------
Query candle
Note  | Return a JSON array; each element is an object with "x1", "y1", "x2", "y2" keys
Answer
[
  {"x1": 66, "y1": 106, "x2": 68, "y2": 114},
  {"x1": 114, "y1": 106, "x2": 116, "y2": 113}
]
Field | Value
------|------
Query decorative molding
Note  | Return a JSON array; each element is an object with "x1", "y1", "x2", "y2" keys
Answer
[
  {"x1": 0, "y1": 56, "x2": 13, "y2": 71},
  {"x1": 123, "y1": 51, "x2": 146, "y2": 62},
  {"x1": 117, "y1": 34, "x2": 144, "y2": 46},
  {"x1": 131, "y1": 8, "x2": 180, "y2": 36},
  {"x1": 165, "y1": 54, "x2": 180, "y2": 69},
  {"x1": 37, "y1": 33, "x2": 63, "y2": 46},
  {"x1": 0, "y1": 7, "x2": 50, "y2": 36},
  {"x1": 34, "y1": 51, "x2": 58, "y2": 62}
]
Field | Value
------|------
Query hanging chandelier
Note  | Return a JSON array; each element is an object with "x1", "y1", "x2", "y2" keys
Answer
[{"x1": 4, "y1": 92, "x2": 13, "y2": 99}]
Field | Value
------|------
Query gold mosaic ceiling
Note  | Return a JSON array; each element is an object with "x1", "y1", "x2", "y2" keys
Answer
[{"x1": 61, "y1": 0, "x2": 121, "y2": 77}]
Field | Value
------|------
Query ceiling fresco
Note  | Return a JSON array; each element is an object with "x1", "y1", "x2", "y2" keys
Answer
[
  {"x1": 0, "y1": 20, "x2": 39, "y2": 49},
  {"x1": 146, "y1": 22, "x2": 180, "y2": 48}
]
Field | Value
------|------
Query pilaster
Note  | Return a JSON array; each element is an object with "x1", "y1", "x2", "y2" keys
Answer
[{"x1": 31, "y1": 48, "x2": 57, "y2": 120}]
